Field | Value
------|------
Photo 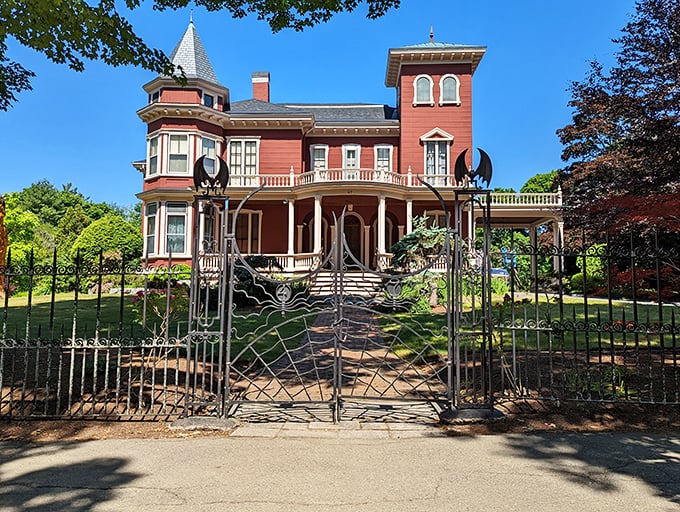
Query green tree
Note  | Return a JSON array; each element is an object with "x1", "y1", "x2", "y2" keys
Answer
[
  {"x1": 520, "y1": 170, "x2": 558, "y2": 193},
  {"x1": 14, "y1": 180, "x2": 117, "y2": 227},
  {"x1": 70, "y1": 214, "x2": 142, "y2": 264},
  {"x1": 1, "y1": 0, "x2": 399, "y2": 110},
  {"x1": 390, "y1": 215, "x2": 445, "y2": 270},
  {"x1": 557, "y1": 0, "x2": 680, "y2": 239},
  {"x1": 3, "y1": 194, "x2": 42, "y2": 267},
  {"x1": 56, "y1": 204, "x2": 92, "y2": 255}
]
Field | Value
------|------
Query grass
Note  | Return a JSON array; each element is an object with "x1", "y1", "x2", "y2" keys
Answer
[
  {"x1": 2, "y1": 292, "x2": 313, "y2": 365},
  {"x1": 379, "y1": 294, "x2": 680, "y2": 357}
]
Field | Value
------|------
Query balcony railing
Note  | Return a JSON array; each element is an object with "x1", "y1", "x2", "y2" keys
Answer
[{"x1": 225, "y1": 169, "x2": 563, "y2": 207}]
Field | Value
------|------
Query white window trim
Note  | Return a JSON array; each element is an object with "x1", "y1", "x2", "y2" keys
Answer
[
  {"x1": 422, "y1": 141, "x2": 451, "y2": 175},
  {"x1": 228, "y1": 138, "x2": 261, "y2": 173},
  {"x1": 439, "y1": 74, "x2": 461, "y2": 106},
  {"x1": 167, "y1": 133, "x2": 190, "y2": 175},
  {"x1": 413, "y1": 74, "x2": 434, "y2": 106},
  {"x1": 342, "y1": 144, "x2": 361, "y2": 168},
  {"x1": 374, "y1": 144, "x2": 393, "y2": 172},
  {"x1": 162, "y1": 201, "x2": 190, "y2": 257},
  {"x1": 310, "y1": 144, "x2": 329, "y2": 171},
  {"x1": 144, "y1": 202, "x2": 158, "y2": 257},
  {"x1": 200, "y1": 136, "x2": 218, "y2": 175},
  {"x1": 146, "y1": 135, "x2": 160, "y2": 179}
]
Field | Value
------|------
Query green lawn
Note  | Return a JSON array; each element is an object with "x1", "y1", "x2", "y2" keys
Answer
[
  {"x1": 379, "y1": 295, "x2": 680, "y2": 356},
  {"x1": 2, "y1": 293, "x2": 313, "y2": 365}
]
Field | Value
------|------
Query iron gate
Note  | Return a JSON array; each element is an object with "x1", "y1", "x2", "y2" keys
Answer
[{"x1": 184, "y1": 186, "x2": 497, "y2": 422}]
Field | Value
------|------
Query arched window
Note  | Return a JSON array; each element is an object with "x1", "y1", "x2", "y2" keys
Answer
[
  {"x1": 413, "y1": 75, "x2": 434, "y2": 105},
  {"x1": 440, "y1": 74, "x2": 461, "y2": 105}
]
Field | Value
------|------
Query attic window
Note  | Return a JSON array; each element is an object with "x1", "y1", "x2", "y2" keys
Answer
[
  {"x1": 149, "y1": 90, "x2": 160, "y2": 104},
  {"x1": 203, "y1": 93, "x2": 214, "y2": 108}
]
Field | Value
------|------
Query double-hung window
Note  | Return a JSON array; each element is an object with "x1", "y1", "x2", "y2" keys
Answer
[
  {"x1": 201, "y1": 137, "x2": 217, "y2": 175},
  {"x1": 147, "y1": 136, "x2": 159, "y2": 177},
  {"x1": 145, "y1": 203, "x2": 157, "y2": 255},
  {"x1": 166, "y1": 202, "x2": 187, "y2": 255},
  {"x1": 229, "y1": 139, "x2": 259, "y2": 186},
  {"x1": 168, "y1": 134, "x2": 188, "y2": 174}
]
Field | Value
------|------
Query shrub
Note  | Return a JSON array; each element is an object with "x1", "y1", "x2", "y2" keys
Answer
[{"x1": 70, "y1": 214, "x2": 142, "y2": 264}]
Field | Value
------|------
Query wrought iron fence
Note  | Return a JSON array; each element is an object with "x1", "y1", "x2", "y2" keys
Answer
[
  {"x1": 1, "y1": 251, "x2": 191, "y2": 419},
  {"x1": 489, "y1": 230, "x2": 680, "y2": 404},
  {"x1": 1, "y1": 230, "x2": 679, "y2": 420}
]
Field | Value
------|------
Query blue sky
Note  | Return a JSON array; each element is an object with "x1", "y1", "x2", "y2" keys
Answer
[{"x1": 0, "y1": 0, "x2": 636, "y2": 207}]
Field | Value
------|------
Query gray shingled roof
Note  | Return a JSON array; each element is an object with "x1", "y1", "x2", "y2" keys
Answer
[
  {"x1": 230, "y1": 99, "x2": 309, "y2": 115},
  {"x1": 166, "y1": 22, "x2": 219, "y2": 83},
  {"x1": 282, "y1": 104, "x2": 397, "y2": 123},
  {"x1": 230, "y1": 101, "x2": 397, "y2": 122}
]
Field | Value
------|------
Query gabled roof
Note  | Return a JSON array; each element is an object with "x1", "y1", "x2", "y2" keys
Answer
[{"x1": 166, "y1": 21, "x2": 219, "y2": 84}]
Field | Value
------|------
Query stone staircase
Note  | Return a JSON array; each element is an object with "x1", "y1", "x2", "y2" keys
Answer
[{"x1": 310, "y1": 271, "x2": 384, "y2": 298}]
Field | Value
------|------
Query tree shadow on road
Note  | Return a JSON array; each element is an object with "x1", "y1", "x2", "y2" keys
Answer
[
  {"x1": 0, "y1": 442, "x2": 140, "y2": 511},
  {"x1": 504, "y1": 433, "x2": 680, "y2": 506}
]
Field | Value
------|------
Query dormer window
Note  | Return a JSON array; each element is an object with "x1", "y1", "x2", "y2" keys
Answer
[
  {"x1": 440, "y1": 75, "x2": 461, "y2": 105},
  {"x1": 413, "y1": 75, "x2": 434, "y2": 105},
  {"x1": 203, "y1": 93, "x2": 214, "y2": 108},
  {"x1": 149, "y1": 90, "x2": 160, "y2": 104}
]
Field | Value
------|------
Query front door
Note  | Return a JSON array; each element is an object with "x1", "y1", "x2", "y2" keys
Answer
[{"x1": 343, "y1": 215, "x2": 362, "y2": 264}]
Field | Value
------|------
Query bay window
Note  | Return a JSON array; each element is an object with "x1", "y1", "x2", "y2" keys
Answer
[
  {"x1": 168, "y1": 134, "x2": 188, "y2": 174},
  {"x1": 147, "y1": 136, "x2": 159, "y2": 177},
  {"x1": 201, "y1": 137, "x2": 217, "y2": 175},
  {"x1": 145, "y1": 203, "x2": 157, "y2": 255}
]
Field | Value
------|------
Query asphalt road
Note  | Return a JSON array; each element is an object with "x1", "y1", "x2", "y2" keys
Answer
[{"x1": 1, "y1": 425, "x2": 679, "y2": 511}]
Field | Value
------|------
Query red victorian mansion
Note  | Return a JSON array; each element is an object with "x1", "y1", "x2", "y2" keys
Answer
[{"x1": 135, "y1": 22, "x2": 562, "y2": 271}]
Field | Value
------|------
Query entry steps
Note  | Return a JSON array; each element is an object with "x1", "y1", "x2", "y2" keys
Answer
[{"x1": 310, "y1": 271, "x2": 384, "y2": 298}]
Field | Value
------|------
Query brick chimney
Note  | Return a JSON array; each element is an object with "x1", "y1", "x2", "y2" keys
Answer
[{"x1": 252, "y1": 71, "x2": 270, "y2": 102}]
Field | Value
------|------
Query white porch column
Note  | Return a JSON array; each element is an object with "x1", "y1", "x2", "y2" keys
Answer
[
  {"x1": 377, "y1": 194, "x2": 386, "y2": 254},
  {"x1": 313, "y1": 195, "x2": 322, "y2": 254},
  {"x1": 287, "y1": 200, "x2": 295, "y2": 255},
  {"x1": 406, "y1": 200, "x2": 413, "y2": 234},
  {"x1": 286, "y1": 200, "x2": 295, "y2": 271},
  {"x1": 363, "y1": 225, "x2": 371, "y2": 266}
]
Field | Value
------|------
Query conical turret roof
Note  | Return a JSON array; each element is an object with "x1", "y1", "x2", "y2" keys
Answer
[{"x1": 167, "y1": 21, "x2": 219, "y2": 83}]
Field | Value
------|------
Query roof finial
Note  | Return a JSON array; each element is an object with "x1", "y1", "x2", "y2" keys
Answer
[
  {"x1": 429, "y1": 26, "x2": 434, "y2": 43},
  {"x1": 190, "y1": 9, "x2": 193, "y2": 24}
]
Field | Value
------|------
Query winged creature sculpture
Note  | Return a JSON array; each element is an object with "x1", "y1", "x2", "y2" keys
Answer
[
  {"x1": 454, "y1": 148, "x2": 493, "y2": 188},
  {"x1": 193, "y1": 155, "x2": 230, "y2": 194}
]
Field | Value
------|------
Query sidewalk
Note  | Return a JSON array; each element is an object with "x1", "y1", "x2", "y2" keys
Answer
[{"x1": 1, "y1": 424, "x2": 678, "y2": 511}]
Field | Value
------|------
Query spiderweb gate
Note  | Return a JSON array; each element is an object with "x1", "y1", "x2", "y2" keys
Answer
[{"x1": 184, "y1": 186, "x2": 496, "y2": 423}]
